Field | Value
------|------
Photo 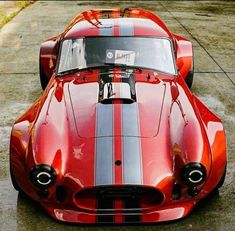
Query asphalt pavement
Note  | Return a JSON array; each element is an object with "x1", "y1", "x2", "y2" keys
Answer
[{"x1": 0, "y1": 1, "x2": 234, "y2": 231}]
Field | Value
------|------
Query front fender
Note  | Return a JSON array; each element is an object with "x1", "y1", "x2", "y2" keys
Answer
[{"x1": 193, "y1": 95, "x2": 227, "y2": 195}]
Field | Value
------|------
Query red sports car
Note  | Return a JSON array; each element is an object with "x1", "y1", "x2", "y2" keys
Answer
[{"x1": 10, "y1": 8, "x2": 227, "y2": 224}]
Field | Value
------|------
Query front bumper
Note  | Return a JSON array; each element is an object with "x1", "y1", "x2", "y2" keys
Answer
[{"x1": 42, "y1": 201, "x2": 195, "y2": 224}]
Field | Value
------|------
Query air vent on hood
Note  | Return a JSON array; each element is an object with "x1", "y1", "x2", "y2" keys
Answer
[{"x1": 100, "y1": 82, "x2": 135, "y2": 104}]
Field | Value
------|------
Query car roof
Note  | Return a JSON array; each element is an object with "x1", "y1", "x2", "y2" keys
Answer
[{"x1": 62, "y1": 8, "x2": 172, "y2": 39}]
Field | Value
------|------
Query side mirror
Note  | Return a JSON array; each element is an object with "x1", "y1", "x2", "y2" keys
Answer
[
  {"x1": 39, "y1": 37, "x2": 59, "y2": 80},
  {"x1": 174, "y1": 35, "x2": 193, "y2": 78}
]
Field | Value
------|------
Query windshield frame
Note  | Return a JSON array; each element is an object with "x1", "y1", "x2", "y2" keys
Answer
[{"x1": 55, "y1": 36, "x2": 178, "y2": 77}]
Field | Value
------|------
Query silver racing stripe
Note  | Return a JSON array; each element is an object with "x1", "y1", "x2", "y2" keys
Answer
[
  {"x1": 118, "y1": 18, "x2": 142, "y2": 185},
  {"x1": 118, "y1": 18, "x2": 134, "y2": 36},
  {"x1": 99, "y1": 19, "x2": 114, "y2": 36},
  {"x1": 122, "y1": 103, "x2": 139, "y2": 136},
  {"x1": 96, "y1": 104, "x2": 113, "y2": 137},
  {"x1": 122, "y1": 103, "x2": 142, "y2": 184},
  {"x1": 95, "y1": 104, "x2": 114, "y2": 185},
  {"x1": 95, "y1": 18, "x2": 115, "y2": 186},
  {"x1": 95, "y1": 18, "x2": 142, "y2": 186}
]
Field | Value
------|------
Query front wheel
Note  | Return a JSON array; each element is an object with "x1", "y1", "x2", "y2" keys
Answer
[
  {"x1": 39, "y1": 63, "x2": 49, "y2": 90},
  {"x1": 216, "y1": 164, "x2": 227, "y2": 189},
  {"x1": 210, "y1": 164, "x2": 227, "y2": 195},
  {"x1": 10, "y1": 165, "x2": 20, "y2": 191},
  {"x1": 185, "y1": 60, "x2": 194, "y2": 89}
]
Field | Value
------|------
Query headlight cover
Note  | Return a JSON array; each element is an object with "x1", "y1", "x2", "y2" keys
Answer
[
  {"x1": 30, "y1": 164, "x2": 57, "y2": 189},
  {"x1": 181, "y1": 162, "x2": 206, "y2": 186}
]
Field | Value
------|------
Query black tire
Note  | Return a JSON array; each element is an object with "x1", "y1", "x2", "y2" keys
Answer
[
  {"x1": 216, "y1": 164, "x2": 227, "y2": 189},
  {"x1": 10, "y1": 165, "x2": 20, "y2": 191},
  {"x1": 210, "y1": 164, "x2": 227, "y2": 196},
  {"x1": 39, "y1": 63, "x2": 49, "y2": 90},
  {"x1": 185, "y1": 59, "x2": 194, "y2": 89}
]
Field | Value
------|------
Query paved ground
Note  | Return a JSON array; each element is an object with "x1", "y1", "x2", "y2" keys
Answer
[{"x1": 0, "y1": 1, "x2": 234, "y2": 230}]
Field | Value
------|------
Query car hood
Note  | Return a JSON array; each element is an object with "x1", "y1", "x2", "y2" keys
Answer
[{"x1": 68, "y1": 79, "x2": 166, "y2": 138}]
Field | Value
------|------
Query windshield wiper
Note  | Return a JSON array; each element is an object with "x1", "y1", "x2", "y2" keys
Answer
[
  {"x1": 104, "y1": 62, "x2": 127, "y2": 67},
  {"x1": 57, "y1": 67, "x2": 81, "y2": 76},
  {"x1": 103, "y1": 63, "x2": 142, "y2": 72},
  {"x1": 57, "y1": 66, "x2": 98, "y2": 76}
]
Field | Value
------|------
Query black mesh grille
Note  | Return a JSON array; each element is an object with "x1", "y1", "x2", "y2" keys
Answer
[{"x1": 75, "y1": 185, "x2": 164, "y2": 212}]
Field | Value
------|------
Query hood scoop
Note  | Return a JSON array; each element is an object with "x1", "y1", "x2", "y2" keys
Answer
[{"x1": 100, "y1": 82, "x2": 135, "y2": 104}]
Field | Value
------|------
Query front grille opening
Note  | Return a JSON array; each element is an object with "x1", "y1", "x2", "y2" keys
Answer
[
  {"x1": 172, "y1": 183, "x2": 181, "y2": 200},
  {"x1": 56, "y1": 185, "x2": 67, "y2": 202},
  {"x1": 75, "y1": 185, "x2": 164, "y2": 212}
]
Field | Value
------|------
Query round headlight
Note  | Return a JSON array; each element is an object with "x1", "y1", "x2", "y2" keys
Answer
[
  {"x1": 181, "y1": 163, "x2": 206, "y2": 186},
  {"x1": 30, "y1": 164, "x2": 56, "y2": 189}
]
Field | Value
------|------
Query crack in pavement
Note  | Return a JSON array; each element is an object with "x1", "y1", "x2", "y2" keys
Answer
[{"x1": 159, "y1": 2, "x2": 235, "y2": 87}]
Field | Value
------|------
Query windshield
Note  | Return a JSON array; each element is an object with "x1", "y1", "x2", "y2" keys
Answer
[{"x1": 57, "y1": 37, "x2": 176, "y2": 75}]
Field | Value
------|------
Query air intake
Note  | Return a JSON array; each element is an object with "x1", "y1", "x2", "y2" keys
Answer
[
  {"x1": 75, "y1": 185, "x2": 164, "y2": 212},
  {"x1": 100, "y1": 82, "x2": 135, "y2": 104}
]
